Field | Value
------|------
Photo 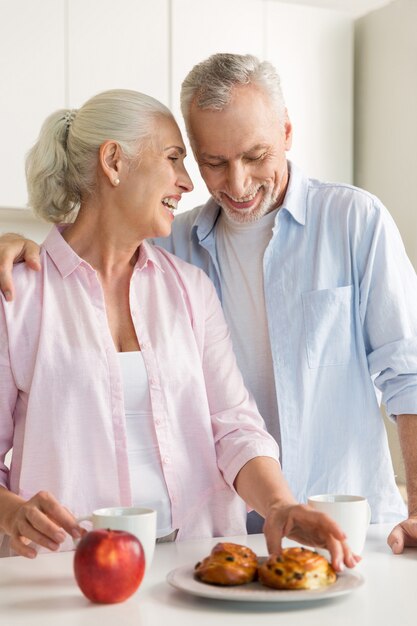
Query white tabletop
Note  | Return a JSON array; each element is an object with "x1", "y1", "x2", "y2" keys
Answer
[{"x1": 0, "y1": 524, "x2": 416, "y2": 626}]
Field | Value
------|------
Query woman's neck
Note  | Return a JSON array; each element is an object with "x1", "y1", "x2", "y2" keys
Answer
[{"x1": 62, "y1": 202, "x2": 142, "y2": 278}]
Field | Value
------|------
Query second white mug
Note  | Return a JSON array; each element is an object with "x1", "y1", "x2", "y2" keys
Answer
[{"x1": 307, "y1": 494, "x2": 371, "y2": 555}]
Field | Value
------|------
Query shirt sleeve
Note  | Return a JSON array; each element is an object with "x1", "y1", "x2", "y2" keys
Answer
[
  {"x1": 0, "y1": 298, "x2": 17, "y2": 489},
  {"x1": 199, "y1": 272, "x2": 280, "y2": 488},
  {"x1": 359, "y1": 199, "x2": 417, "y2": 419}
]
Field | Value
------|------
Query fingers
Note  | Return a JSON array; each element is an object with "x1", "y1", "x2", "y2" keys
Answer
[
  {"x1": 0, "y1": 265, "x2": 15, "y2": 302},
  {"x1": 325, "y1": 536, "x2": 360, "y2": 571},
  {"x1": 22, "y1": 241, "x2": 42, "y2": 271},
  {"x1": 10, "y1": 535, "x2": 38, "y2": 559},
  {"x1": 34, "y1": 490, "x2": 82, "y2": 539},
  {"x1": 386, "y1": 517, "x2": 417, "y2": 554},
  {"x1": 13, "y1": 513, "x2": 64, "y2": 553},
  {"x1": 390, "y1": 518, "x2": 417, "y2": 550},
  {"x1": 9, "y1": 491, "x2": 83, "y2": 558},
  {"x1": 387, "y1": 524, "x2": 405, "y2": 554},
  {"x1": 307, "y1": 512, "x2": 359, "y2": 570},
  {"x1": 0, "y1": 236, "x2": 41, "y2": 301},
  {"x1": 25, "y1": 505, "x2": 68, "y2": 544},
  {"x1": 264, "y1": 503, "x2": 360, "y2": 570},
  {"x1": 263, "y1": 516, "x2": 283, "y2": 555},
  {"x1": 324, "y1": 534, "x2": 345, "y2": 571}
]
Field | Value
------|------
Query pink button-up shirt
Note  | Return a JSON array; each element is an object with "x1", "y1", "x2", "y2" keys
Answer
[{"x1": 0, "y1": 226, "x2": 279, "y2": 555}]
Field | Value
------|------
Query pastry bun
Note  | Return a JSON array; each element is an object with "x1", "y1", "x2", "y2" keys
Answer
[
  {"x1": 258, "y1": 546, "x2": 336, "y2": 590},
  {"x1": 194, "y1": 542, "x2": 258, "y2": 586}
]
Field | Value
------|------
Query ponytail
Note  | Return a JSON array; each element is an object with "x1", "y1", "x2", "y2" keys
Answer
[{"x1": 25, "y1": 109, "x2": 80, "y2": 222}]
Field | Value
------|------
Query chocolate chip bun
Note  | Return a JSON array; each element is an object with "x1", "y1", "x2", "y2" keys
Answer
[
  {"x1": 194, "y1": 542, "x2": 258, "y2": 586},
  {"x1": 258, "y1": 547, "x2": 337, "y2": 590}
]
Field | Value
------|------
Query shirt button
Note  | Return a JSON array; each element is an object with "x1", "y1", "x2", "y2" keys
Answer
[
  {"x1": 163, "y1": 456, "x2": 170, "y2": 464},
  {"x1": 155, "y1": 418, "x2": 161, "y2": 426}
]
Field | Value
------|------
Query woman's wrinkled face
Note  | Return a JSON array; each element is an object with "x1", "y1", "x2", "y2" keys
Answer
[{"x1": 118, "y1": 115, "x2": 193, "y2": 239}]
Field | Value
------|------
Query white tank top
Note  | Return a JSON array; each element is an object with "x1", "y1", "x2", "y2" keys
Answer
[{"x1": 118, "y1": 351, "x2": 173, "y2": 538}]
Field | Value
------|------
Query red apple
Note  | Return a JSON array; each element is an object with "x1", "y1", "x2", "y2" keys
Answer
[{"x1": 73, "y1": 529, "x2": 145, "y2": 604}]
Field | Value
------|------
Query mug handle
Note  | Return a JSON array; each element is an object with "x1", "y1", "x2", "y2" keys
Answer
[{"x1": 73, "y1": 516, "x2": 93, "y2": 547}]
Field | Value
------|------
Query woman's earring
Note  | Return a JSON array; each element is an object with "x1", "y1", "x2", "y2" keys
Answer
[{"x1": 113, "y1": 178, "x2": 120, "y2": 186}]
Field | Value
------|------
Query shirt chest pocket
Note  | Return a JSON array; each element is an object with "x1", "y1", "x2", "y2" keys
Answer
[{"x1": 302, "y1": 285, "x2": 354, "y2": 368}]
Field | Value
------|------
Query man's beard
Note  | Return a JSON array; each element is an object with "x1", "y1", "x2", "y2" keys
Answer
[{"x1": 211, "y1": 183, "x2": 279, "y2": 224}]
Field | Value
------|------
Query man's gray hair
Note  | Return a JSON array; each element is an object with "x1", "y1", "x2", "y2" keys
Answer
[{"x1": 180, "y1": 53, "x2": 286, "y2": 137}]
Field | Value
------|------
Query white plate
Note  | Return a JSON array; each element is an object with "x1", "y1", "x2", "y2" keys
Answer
[{"x1": 167, "y1": 564, "x2": 364, "y2": 603}]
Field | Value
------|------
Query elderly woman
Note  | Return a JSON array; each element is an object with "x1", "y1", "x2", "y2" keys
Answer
[{"x1": 0, "y1": 90, "x2": 357, "y2": 569}]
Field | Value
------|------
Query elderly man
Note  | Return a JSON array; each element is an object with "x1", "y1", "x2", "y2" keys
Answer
[{"x1": 1, "y1": 53, "x2": 417, "y2": 553}]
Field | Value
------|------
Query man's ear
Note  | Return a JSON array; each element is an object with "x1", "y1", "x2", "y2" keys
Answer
[
  {"x1": 283, "y1": 109, "x2": 293, "y2": 151},
  {"x1": 99, "y1": 141, "x2": 123, "y2": 186}
]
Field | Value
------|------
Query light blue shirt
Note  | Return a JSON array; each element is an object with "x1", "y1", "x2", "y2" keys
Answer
[{"x1": 155, "y1": 162, "x2": 417, "y2": 522}]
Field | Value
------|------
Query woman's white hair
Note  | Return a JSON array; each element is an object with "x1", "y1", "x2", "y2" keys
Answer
[
  {"x1": 26, "y1": 89, "x2": 172, "y2": 222},
  {"x1": 180, "y1": 53, "x2": 286, "y2": 140}
]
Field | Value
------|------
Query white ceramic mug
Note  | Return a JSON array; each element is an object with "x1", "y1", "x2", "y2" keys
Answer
[
  {"x1": 307, "y1": 494, "x2": 371, "y2": 555},
  {"x1": 77, "y1": 506, "x2": 157, "y2": 571}
]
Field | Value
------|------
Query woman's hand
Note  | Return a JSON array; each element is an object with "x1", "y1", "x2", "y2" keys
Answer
[
  {"x1": 0, "y1": 233, "x2": 41, "y2": 301},
  {"x1": 263, "y1": 502, "x2": 361, "y2": 571},
  {"x1": 233, "y1": 457, "x2": 360, "y2": 572},
  {"x1": 2, "y1": 490, "x2": 83, "y2": 558}
]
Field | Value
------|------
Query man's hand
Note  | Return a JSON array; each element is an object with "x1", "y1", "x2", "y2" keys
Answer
[
  {"x1": 263, "y1": 502, "x2": 361, "y2": 572},
  {"x1": 387, "y1": 516, "x2": 417, "y2": 554},
  {"x1": 0, "y1": 233, "x2": 41, "y2": 301},
  {"x1": 390, "y1": 415, "x2": 417, "y2": 553}
]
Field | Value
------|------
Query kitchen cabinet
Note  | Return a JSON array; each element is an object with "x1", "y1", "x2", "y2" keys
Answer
[
  {"x1": 0, "y1": 0, "x2": 170, "y2": 212},
  {"x1": 265, "y1": 1, "x2": 353, "y2": 183},
  {"x1": 0, "y1": 0, "x2": 66, "y2": 209},
  {"x1": 0, "y1": 0, "x2": 353, "y2": 216},
  {"x1": 67, "y1": 0, "x2": 169, "y2": 107}
]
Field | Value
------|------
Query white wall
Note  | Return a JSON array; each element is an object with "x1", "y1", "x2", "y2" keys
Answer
[
  {"x1": 265, "y1": 3, "x2": 353, "y2": 184},
  {"x1": 0, "y1": 0, "x2": 353, "y2": 240},
  {"x1": 0, "y1": 209, "x2": 51, "y2": 243},
  {"x1": 354, "y1": 0, "x2": 417, "y2": 271}
]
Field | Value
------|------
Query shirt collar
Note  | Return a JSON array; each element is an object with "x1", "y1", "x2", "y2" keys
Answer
[
  {"x1": 136, "y1": 240, "x2": 164, "y2": 273},
  {"x1": 280, "y1": 161, "x2": 308, "y2": 226},
  {"x1": 43, "y1": 225, "x2": 164, "y2": 278},
  {"x1": 43, "y1": 225, "x2": 84, "y2": 278},
  {"x1": 192, "y1": 197, "x2": 222, "y2": 242},
  {"x1": 191, "y1": 160, "x2": 308, "y2": 239}
]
